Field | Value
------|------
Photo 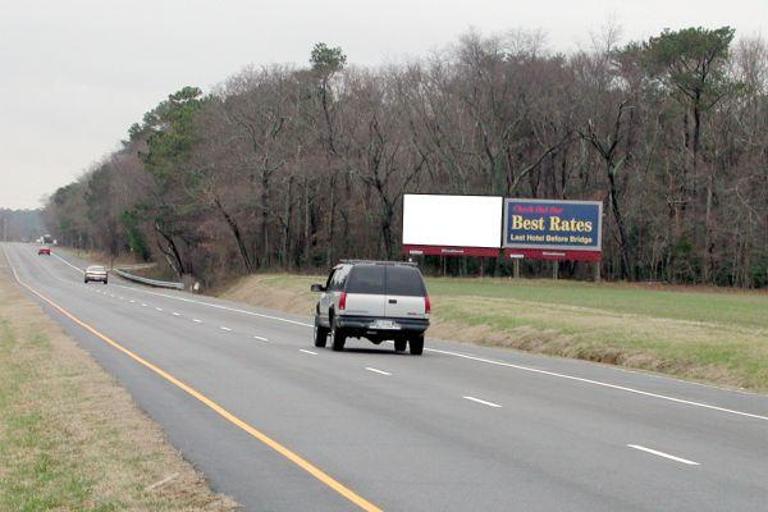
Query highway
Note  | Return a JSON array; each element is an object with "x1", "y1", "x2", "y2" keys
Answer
[{"x1": 3, "y1": 242, "x2": 767, "y2": 511}]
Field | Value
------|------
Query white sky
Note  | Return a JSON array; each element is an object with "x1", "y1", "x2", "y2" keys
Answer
[{"x1": 1, "y1": 0, "x2": 766, "y2": 209}]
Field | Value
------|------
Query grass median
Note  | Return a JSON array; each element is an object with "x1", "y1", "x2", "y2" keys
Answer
[
  {"x1": 0, "y1": 265, "x2": 237, "y2": 510},
  {"x1": 223, "y1": 273, "x2": 768, "y2": 392}
]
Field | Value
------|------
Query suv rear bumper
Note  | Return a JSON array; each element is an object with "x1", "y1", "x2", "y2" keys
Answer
[{"x1": 335, "y1": 315, "x2": 429, "y2": 336}]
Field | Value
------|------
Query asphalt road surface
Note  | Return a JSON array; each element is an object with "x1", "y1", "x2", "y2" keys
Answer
[{"x1": 3, "y1": 242, "x2": 767, "y2": 511}]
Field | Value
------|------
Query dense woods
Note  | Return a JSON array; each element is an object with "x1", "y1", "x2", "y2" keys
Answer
[
  {"x1": 0, "y1": 209, "x2": 44, "y2": 242},
  {"x1": 43, "y1": 27, "x2": 768, "y2": 288}
]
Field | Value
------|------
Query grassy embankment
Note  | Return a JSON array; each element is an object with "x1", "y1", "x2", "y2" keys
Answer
[
  {"x1": 0, "y1": 263, "x2": 236, "y2": 510},
  {"x1": 223, "y1": 274, "x2": 768, "y2": 392}
]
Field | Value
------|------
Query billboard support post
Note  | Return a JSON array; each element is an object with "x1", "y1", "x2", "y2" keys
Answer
[
  {"x1": 513, "y1": 259, "x2": 520, "y2": 279},
  {"x1": 552, "y1": 261, "x2": 559, "y2": 280},
  {"x1": 594, "y1": 262, "x2": 602, "y2": 282}
]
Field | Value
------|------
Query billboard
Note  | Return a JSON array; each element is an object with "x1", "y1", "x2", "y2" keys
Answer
[
  {"x1": 402, "y1": 194, "x2": 503, "y2": 256},
  {"x1": 503, "y1": 199, "x2": 602, "y2": 261}
]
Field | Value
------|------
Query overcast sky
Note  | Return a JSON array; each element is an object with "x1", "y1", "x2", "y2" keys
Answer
[{"x1": 1, "y1": 0, "x2": 766, "y2": 209}]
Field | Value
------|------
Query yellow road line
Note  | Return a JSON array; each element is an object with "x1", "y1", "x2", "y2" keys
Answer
[{"x1": 3, "y1": 247, "x2": 382, "y2": 512}]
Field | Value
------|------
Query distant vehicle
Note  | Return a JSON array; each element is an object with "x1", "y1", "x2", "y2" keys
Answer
[
  {"x1": 311, "y1": 260, "x2": 430, "y2": 355},
  {"x1": 42, "y1": 234, "x2": 53, "y2": 244},
  {"x1": 84, "y1": 265, "x2": 108, "y2": 284},
  {"x1": 37, "y1": 246, "x2": 51, "y2": 256}
]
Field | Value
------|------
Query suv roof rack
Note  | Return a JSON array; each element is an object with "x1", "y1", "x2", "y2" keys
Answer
[{"x1": 338, "y1": 259, "x2": 418, "y2": 267}]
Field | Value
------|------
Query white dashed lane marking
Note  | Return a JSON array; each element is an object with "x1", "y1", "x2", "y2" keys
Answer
[
  {"x1": 463, "y1": 396, "x2": 502, "y2": 408},
  {"x1": 365, "y1": 367, "x2": 392, "y2": 376},
  {"x1": 627, "y1": 445, "x2": 700, "y2": 466}
]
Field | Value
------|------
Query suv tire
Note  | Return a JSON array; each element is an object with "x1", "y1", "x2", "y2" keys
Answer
[
  {"x1": 330, "y1": 316, "x2": 346, "y2": 352},
  {"x1": 394, "y1": 339, "x2": 407, "y2": 352},
  {"x1": 409, "y1": 334, "x2": 424, "y2": 356},
  {"x1": 314, "y1": 319, "x2": 328, "y2": 348}
]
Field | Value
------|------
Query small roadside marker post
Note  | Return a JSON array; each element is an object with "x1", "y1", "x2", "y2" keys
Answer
[{"x1": 508, "y1": 253, "x2": 523, "y2": 279}]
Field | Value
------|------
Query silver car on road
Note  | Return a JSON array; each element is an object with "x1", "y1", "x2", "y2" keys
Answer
[{"x1": 84, "y1": 265, "x2": 109, "y2": 284}]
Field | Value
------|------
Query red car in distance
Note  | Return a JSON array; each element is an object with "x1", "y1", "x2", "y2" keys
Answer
[{"x1": 38, "y1": 246, "x2": 51, "y2": 256}]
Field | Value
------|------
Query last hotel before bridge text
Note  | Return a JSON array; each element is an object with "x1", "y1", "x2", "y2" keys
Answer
[{"x1": 507, "y1": 215, "x2": 596, "y2": 246}]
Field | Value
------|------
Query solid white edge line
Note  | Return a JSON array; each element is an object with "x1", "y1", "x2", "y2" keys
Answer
[
  {"x1": 627, "y1": 444, "x2": 700, "y2": 466},
  {"x1": 364, "y1": 367, "x2": 392, "y2": 376},
  {"x1": 44, "y1": 247, "x2": 768, "y2": 424},
  {"x1": 299, "y1": 349, "x2": 318, "y2": 355},
  {"x1": 430, "y1": 348, "x2": 768, "y2": 422},
  {"x1": 463, "y1": 395, "x2": 502, "y2": 408},
  {"x1": 52, "y1": 252, "x2": 84, "y2": 274}
]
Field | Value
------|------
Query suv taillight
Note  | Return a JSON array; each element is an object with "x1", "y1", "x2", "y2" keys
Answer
[
  {"x1": 339, "y1": 292, "x2": 347, "y2": 311},
  {"x1": 424, "y1": 295, "x2": 431, "y2": 315}
]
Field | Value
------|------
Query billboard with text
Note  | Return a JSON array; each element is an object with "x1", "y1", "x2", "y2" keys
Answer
[{"x1": 503, "y1": 199, "x2": 602, "y2": 261}]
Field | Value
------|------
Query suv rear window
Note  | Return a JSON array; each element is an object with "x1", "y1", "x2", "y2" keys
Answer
[
  {"x1": 346, "y1": 265, "x2": 386, "y2": 294},
  {"x1": 385, "y1": 266, "x2": 426, "y2": 296},
  {"x1": 345, "y1": 265, "x2": 425, "y2": 296}
]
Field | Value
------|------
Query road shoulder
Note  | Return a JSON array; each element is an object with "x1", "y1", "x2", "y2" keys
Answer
[{"x1": 0, "y1": 254, "x2": 238, "y2": 511}]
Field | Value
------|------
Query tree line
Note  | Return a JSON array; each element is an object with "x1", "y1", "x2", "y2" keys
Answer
[
  {"x1": 43, "y1": 27, "x2": 768, "y2": 287},
  {"x1": 0, "y1": 209, "x2": 43, "y2": 242}
]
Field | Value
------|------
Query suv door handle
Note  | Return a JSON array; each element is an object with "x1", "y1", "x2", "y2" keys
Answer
[{"x1": 388, "y1": 299, "x2": 397, "y2": 304}]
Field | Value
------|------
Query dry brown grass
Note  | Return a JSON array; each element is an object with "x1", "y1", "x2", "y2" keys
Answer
[
  {"x1": 428, "y1": 296, "x2": 768, "y2": 389},
  {"x1": 223, "y1": 274, "x2": 316, "y2": 315},
  {"x1": 58, "y1": 247, "x2": 141, "y2": 268},
  {"x1": 0, "y1": 261, "x2": 238, "y2": 510}
]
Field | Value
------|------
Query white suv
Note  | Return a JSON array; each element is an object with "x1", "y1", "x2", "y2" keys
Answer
[{"x1": 311, "y1": 261, "x2": 431, "y2": 355}]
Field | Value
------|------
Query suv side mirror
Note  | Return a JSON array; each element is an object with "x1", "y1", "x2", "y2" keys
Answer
[{"x1": 310, "y1": 283, "x2": 326, "y2": 293}]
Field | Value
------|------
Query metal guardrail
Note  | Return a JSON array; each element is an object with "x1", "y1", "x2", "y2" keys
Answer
[{"x1": 113, "y1": 268, "x2": 184, "y2": 290}]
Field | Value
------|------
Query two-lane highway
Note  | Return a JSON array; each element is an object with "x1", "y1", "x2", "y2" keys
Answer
[{"x1": 3, "y1": 242, "x2": 767, "y2": 511}]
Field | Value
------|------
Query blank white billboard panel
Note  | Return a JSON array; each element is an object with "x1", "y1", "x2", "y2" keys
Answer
[{"x1": 402, "y1": 194, "x2": 503, "y2": 249}]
